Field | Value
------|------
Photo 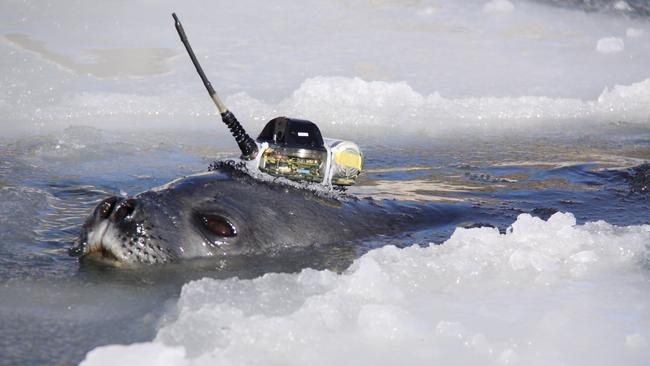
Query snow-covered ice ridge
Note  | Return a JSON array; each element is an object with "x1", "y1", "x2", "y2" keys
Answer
[
  {"x1": 11, "y1": 76, "x2": 650, "y2": 136},
  {"x1": 226, "y1": 76, "x2": 650, "y2": 136},
  {"x1": 82, "y1": 212, "x2": 650, "y2": 366}
]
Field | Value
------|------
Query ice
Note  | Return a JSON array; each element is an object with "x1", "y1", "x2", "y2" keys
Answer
[
  {"x1": 627, "y1": 28, "x2": 645, "y2": 38},
  {"x1": 483, "y1": 0, "x2": 515, "y2": 14},
  {"x1": 82, "y1": 343, "x2": 186, "y2": 366},
  {"x1": 614, "y1": 1, "x2": 633, "y2": 12},
  {"x1": 6, "y1": 74, "x2": 650, "y2": 139},
  {"x1": 596, "y1": 37, "x2": 625, "y2": 54},
  {"x1": 627, "y1": 334, "x2": 648, "y2": 349},
  {"x1": 2, "y1": 0, "x2": 650, "y2": 135},
  {"x1": 82, "y1": 213, "x2": 650, "y2": 365},
  {"x1": 225, "y1": 76, "x2": 650, "y2": 139},
  {"x1": 415, "y1": 7, "x2": 437, "y2": 17}
]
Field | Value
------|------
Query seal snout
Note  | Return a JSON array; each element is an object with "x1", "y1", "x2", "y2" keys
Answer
[
  {"x1": 96, "y1": 196, "x2": 118, "y2": 219},
  {"x1": 112, "y1": 198, "x2": 137, "y2": 222},
  {"x1": 96, "y1": 196, "x2": 137, "y2": 223},
  {"x1": 70, "y1": 196, "x2": 143, "y2": 265}
]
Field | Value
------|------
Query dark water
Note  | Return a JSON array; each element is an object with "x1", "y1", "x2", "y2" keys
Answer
[{"x1": 1, "y1": 126, "x2": 650, "y2": 365}]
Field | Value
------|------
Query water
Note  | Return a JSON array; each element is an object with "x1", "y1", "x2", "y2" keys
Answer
[{"x1": 1, "y1": 0, "x2": 650, "y2": 365}]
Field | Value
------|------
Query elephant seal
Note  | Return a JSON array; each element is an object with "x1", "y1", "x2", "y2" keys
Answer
[{"x1": 69, "y1": 161, "x2": 463, "y2": 266}]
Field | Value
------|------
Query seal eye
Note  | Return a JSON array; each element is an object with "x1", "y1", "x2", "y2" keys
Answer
[{"x1": 198, "y1": 214, "x2": 237, "y2": 237}]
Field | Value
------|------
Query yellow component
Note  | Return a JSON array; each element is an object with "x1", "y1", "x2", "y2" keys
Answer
[{"x1": 334, "y1": 151, "x2": 363, "y2": 170}]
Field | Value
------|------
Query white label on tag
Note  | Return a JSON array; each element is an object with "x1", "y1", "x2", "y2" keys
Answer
[{"x1": 298, "y1": 132, "x2": 309, "y2": 137}]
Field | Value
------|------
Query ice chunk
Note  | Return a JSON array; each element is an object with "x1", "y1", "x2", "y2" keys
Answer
[
  {"x1": 626, "y1": 28, "x2": 645, "y2": 38},
  {"x1": 357, "y1": 304, "x2": 412, "y2": 340},
  {"x1": 224, "y1": 76, "x2": 650, "y2": 139},
  {"x1": 83, "y1": 213, "x2": 650, "y2": 365},
  {"x1": 596, "y1": 37, "x2": 625, "y2": 54},
  {"x1": 626, "y1": 334, "x2": 648, "y2": 349},
  {"x1": 497, "y1": 348, "x2": 518, "y2": 364},
  {"x1": 416, "y1": 7, "x2": 437, "y2": 17},
  {"x1": 483, "y1": 0, "x2": 515, "y2": 14},
  {"x1": 81, "y1": 342, "x2": 186, "y2": 366},
  {"x1": 614, "y1": 1, "x2": 632, "y2": 12}
]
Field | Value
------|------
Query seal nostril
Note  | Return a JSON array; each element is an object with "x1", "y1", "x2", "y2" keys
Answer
[
  {"x1": 97, "y1": 196, "x2": 118, "y2": 219},
  {"x1": 112, "y1": 199, "x2": 136, "y2": 222}
]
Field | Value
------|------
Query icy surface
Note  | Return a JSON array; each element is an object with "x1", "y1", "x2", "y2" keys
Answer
[
  {"x1": 2, "y1": 0, "x2": 650, "y2": 135},
  {"x1": 83, "y1": 213, "x2": 650, "y2": 365},
  {"x1": 225, "y1": 76, "x2": 650, "y2": 138},
  {"x1": 614, "y1": 1, "x2": 633, "y2": 12},
  {"x1": 626, "y1": 28, "x2": 645, "y2": 38},
  {"x1": 596, "y1": 37, "x2": 625, "y2": 54},
  {"x1": 483, "y1": 0, "x2": 515, "y2": 14}
]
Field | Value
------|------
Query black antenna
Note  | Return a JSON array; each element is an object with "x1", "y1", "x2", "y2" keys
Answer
[{"x1": 172, "y1": 13, "x2": 258, "y2": 160}]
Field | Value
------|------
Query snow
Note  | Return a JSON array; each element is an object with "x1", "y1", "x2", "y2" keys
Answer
[
  {"x1": 82, "y1": 213, "x2": 650, "y2": 366},
  {"x1": 627, "y1": 28, "x2": 645, "y2": 38},
  {"x1": 2, "y1": 0, "x2": 650, "y2": 135},
  {"x1": 82, "y1": 343, "x2": 186, "y2": 366},
  {"x1": 225, "y1": 76, "x2": 650, "y2": 137},
  {"x1": 614, "y1": 1, "x2": 633, "y2": 12},
  {"x1": 483, "y1": 0, "x2": 515, "y2": 14},
  {"x1": 596, "y1": 37, "x2": 625, "y2": 54}
]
